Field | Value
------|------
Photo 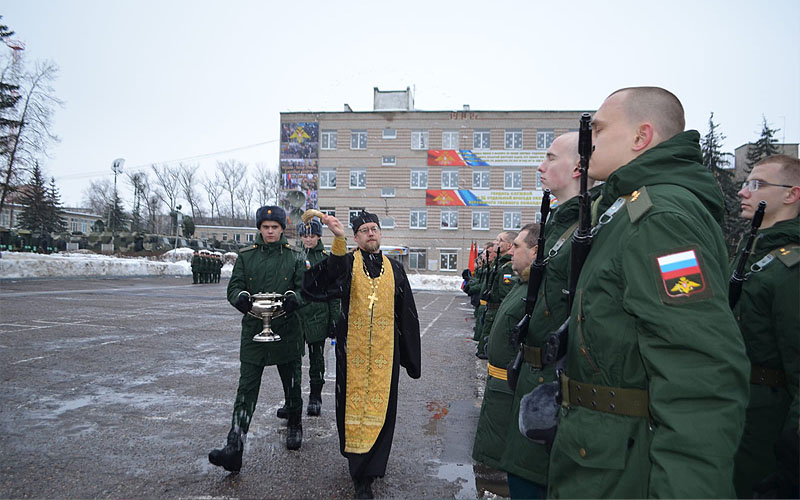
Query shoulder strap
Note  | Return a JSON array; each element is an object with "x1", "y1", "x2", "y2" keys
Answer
[
  {"x1": 774, "y1": 244, "x2": 800, "y2": 268},
  {"x1": 626, "y1": 186, "x2": 653, "y2": 223}
]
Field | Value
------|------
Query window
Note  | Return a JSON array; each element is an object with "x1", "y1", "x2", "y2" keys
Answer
[
  {"x1": 442, "y1": 130, "x2": 459, "y2": 149},
  {"x1": 505, "y1": 129, "x2": 523, "y2": 149},
  {"x1": 0, "y1": 212, "x2": 9, "y2": 227},
  {"x1": 321, "y1": 130, "x2": 338, "y2": 150},
  {"x1": 382, "y1": 156, "x2": 396, "y2": 166},
  {"x1": 319, "y1": 207, "x2": 335, "y2": 226},
  {"x1": 70, "y1": 217, "x2": 79, "y2": 232},
  {"x1": 472, "y1": 210, "x2": 490, "y2": 230},
  {"x1": 350, "y1": 169, "x2": 366, "y2": 189},
  {"x1": 504, "y1": 169, "x2": 522, "y2": 190},
  {"x1": 351, "y1": 130, "x2": 367, "y2": 149},
  {"x1": 503, "y1": 211, "x2": 522, "y2": 230},
  {"x1": 411, "y1": 130, "x2": 429, "y2": 150},
  {"x1": 382, "y1": 128, "x2": 396, "y2": 139},
  {"x1": 409, "y1": 249, "x2": 427, "y2": 270},
  {"x1": 348, "y1": 208, "x2": 365, "y2": 227},
  {"x1": 537, "y1": 129, "x2": 554, "y2": 149},
  {"x1": 473, "y1": 169, "x2": 490, "y2": 189},
  {"x1": 81, "y1": 220, "x2": 88, "y2": 233},
  {"x1": 320, "y1": 168, "x2": 336, "y2": 189},
  {"x1": 410, "y1": 169, "x2": 428, "y2": 189},
  {"x1": 473, "y1": 129, "x2": 490, "y2": 149},
  {"x1": 440, "y1": 250, "x2": 458, "y2": 271},
  {"x1": 441, "y1": 169, "x2": 459, "y2": 188},
  {"x1": 234, "y1": 233, "x2": 241, "y2": 242},
  {"x1": 410, "y1": 209, "x2": 427, "y2": 229},
  {"x1": 381, "y1": 187, "x2": 395, "y2": 197},
  {"x1": 381, "y1": 216, "x2": 395, "y2": 229},
  {"x1": 247, "y1": 233, "x2": 255, "y2": 242},
  {"x1": 535, "y1": 171, "x2": 542, "y2": 189},
  {"x1": 441, "y1": 208, "x2": 458, "y2": 229},
  {"x1": 222, "y1": 233, "x2": 228, "y2": 241}
]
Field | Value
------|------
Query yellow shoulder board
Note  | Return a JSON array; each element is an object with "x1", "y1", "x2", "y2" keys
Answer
[
  {"x1": 775, "y1": 244, "x2": 800, "y2": 268},
  {"x1": 627, "y1": 186, "x2": 653, "y2": 223}
]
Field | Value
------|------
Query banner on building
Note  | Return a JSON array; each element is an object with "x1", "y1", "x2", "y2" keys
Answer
[
  {"x1": 280, "y1": 122, "x2": 319, "y2": 219},
  {"x1": 427, "y1": 149, "x2": 546, "y2": 167},
  {"x1": 426, "y1": 189, "x2": 546, "y2": 207}
]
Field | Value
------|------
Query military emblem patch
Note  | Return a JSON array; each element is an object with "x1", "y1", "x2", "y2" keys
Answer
[
  {"x1": 305, "y1": 259, "x2": 311, "y2": 270},
  {"x1": 654, "y1": 248, "x2": 712, "y2": 303},
  {"x1": 502, "y1": 273, "x2": 512, "y2": 284}
]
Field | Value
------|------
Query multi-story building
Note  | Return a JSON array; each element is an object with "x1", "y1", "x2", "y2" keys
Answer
[{"x1": 280, "y1": 88, "x2": 592, "y2": 273}]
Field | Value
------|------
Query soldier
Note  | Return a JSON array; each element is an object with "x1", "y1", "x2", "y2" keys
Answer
[
  {"x1": 476, "y1": 232, "x2": 517, "y2": 359},
  {"x1": 547, "y1": 87, "x2": 749, "y2": 498},
  {"x1": 199, "y1": 250, "x2": 208, "y2": 284},
  {"x1": 208, "y1": 205, "x2": 306, "y2": 473},
  {"x1": 499, "y1": 132, "x2": 592, "y2": 498},
  {"x1": 732, "y1": 154, "x2": 799, "y2": 499},
  {"x1": 191, "y1": 250, "x2": 200, "y2": 284},
  {"x1": 214, "y1": 253, "x2": 222, "y2": 283},
  {"x1": 472, "y1": 223, "x2": 539, "y2": 484},
  {"x1": 466, "y1": 243, "x2": 492, "y2": 341}
]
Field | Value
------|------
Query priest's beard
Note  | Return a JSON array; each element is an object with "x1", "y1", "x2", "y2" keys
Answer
[{"x1": 361, "y1": 241, "x2": 380, "y2": 253}]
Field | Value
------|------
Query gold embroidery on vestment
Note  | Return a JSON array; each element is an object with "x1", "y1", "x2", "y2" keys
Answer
[{"x1": 344, "y1": 251, "x2": 395, "y2": 453}]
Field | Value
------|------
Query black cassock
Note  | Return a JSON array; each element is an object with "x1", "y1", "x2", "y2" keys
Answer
[{"x1": 302, "y1": 249, "x2": 421, "y2": 479}]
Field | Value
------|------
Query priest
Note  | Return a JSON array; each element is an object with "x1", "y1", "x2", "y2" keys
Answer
[{"x1": 302, "y1": 210, "x2": 421, "y2": 500}]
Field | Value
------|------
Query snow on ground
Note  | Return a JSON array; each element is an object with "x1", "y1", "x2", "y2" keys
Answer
[{"x1": 0, "y1": 251, "x2": 464, "y2": 292}]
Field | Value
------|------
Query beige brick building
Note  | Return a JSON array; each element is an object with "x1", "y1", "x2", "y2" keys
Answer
[{"x1": 280, "y1": 88, "x2": 592, "y2": 273}]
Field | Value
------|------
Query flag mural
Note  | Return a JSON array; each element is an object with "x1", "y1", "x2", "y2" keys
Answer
[
  {"x1": 427, "y1": 149, "x2": 547, "y2": 167},
  {"x1": 426, "y1": 189, "x2": 547, "y2": 207}
]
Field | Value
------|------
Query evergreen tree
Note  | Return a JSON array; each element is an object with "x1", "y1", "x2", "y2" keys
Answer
[
  {"x1": 745, "y1": 115, "x2": 781, "y2": 170},
  {"x1": 18, "y1": 162, "x2": 64, "y2": 234},
  {"x1": 182, "y1": 215, "x2": 195, "y2": 238},
  {"x1": 107, "y1": 193, "x2": 129, "y2": 234},
  {"x1": 0, "y1": 17, "x2": 22, "y2": 159},
  {"x1": 701, "y1": 112, "x2": 744, "y2": 257},
  {"x1": 47, "y1": 176, "x2": 66, "y2": 232}
]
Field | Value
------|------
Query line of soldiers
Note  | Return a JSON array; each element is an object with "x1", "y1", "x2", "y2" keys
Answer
[
  {"x1": 464, "y1": 87, "x2": 798, "y2": 499},
  {"x1": 191, "y1": 250, "x2": 223, "y2": 284}
]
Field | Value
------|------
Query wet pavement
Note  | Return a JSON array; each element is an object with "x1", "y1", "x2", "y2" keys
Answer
[{"x1": 0, "y1": 276, "x2": 507, "y2": 499}]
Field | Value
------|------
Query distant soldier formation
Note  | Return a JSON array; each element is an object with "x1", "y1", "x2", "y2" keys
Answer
[
  {"x1": 191, "y1": 250, "x2": 222, "y2": 284},
  {"x1": 205, "y1": 86, "x2": 797, "y2": 500}
]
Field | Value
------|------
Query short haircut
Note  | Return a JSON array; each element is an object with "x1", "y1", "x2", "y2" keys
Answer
[
  {"x1": 755, "y1": 154, "x2": 800, "y2": 186},
  {"x1": 501, "y1": 231, "x2": 518, "y2": 244},
  {"x1": 483, "y1": 241, "x2": 494, "y2": 249},
  {"x1": 519, "y1": 223, "x2": 540, "y2": 248},
  {"x1": 610, "y1": 87, "x2": 685, "y2": 140}
]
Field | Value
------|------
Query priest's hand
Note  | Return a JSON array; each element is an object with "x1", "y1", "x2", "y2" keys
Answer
[{"x1": 321, "y1": 214, "x2": 346, "y2": 238}]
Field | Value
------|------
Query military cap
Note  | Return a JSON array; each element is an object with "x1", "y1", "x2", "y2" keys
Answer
[
  {"x1": 256, "y1": 205, "x2": 286, "y2": 229},
  {"x1": 298, "y1": 220, "x2": 323, "y2": 237}
]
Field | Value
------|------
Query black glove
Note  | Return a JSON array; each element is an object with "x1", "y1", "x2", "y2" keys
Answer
[
  {"x1": 234, "y1": 292, "x2": 252, "y2": 314},
  {"x1": 283, "y1": 293, "x2": 299, "y2": 315}
]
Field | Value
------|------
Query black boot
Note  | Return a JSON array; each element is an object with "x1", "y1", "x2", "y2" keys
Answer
[
  {"x1": 286, "y1": 412, "x2": 303, "y2": 450},
  {"x1": 353, "y1": 476, "x2": 374, "y2": 499},
  {"x1": 208, "y1": 427, "x2": 244, "y2": 473},
  {"x1": 307, "y1": 384, "x2": 323, "y2": 416},
  {"x1": 276, "y1": 405, "x2": 288, "y2": 419}
]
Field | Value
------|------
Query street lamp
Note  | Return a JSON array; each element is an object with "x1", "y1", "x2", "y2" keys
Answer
[
  {"x1": 111, "y1": 158, "x2": 125, "y2": 252},
  {"x1": 174, "y1": 204, "x2": 182, "y2": 249}
]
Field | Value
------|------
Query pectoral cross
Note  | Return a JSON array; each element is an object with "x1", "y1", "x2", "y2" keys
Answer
[{"x1": 367, "y1": 292, "x2": 378, "y2": 310}]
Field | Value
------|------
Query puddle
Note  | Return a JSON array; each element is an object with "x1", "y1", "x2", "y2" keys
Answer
[{"x1": 432, "y1": 461, "x2": 478, "y2": 499}]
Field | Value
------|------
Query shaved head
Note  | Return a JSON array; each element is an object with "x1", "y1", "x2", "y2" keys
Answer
[{"x1": 609, "y1": 87, "x2": 685, "y2": 140}]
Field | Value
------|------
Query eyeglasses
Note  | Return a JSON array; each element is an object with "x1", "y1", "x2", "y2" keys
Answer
[
  {"x1": 357, "y1": 226, "x2": 381, "y2": 235},
  {"x1": 741, "y1": 179, "x2": 793, "y2": 192}
]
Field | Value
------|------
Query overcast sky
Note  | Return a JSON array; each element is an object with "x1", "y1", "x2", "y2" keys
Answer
[{"x1": 3, "y1": 0, "x2": 799, "y2": 207}]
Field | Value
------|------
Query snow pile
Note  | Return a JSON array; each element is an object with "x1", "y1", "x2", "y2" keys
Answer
[{"x1": 0, "y1": 251, "x2": 463, "y2": 292}]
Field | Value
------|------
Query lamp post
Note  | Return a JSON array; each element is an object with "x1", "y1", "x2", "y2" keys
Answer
[
  {"x1": 111, "y1": 158, "x2": 125, "y2": 252},
  {"x1": 174, "y1": 204, "x2": 182, "y2": 249}
]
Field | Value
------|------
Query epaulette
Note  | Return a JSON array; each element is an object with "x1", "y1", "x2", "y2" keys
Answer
[
  {"x1": 284, "y1": 243, "x2": 290, "y2": 248},
  {"x1": 627, "y1": 186, "x2": 653, "y2": 223},
  {"x1": 322, "y1": 250, "x2": 328, "y2": 255},
  {"x1": 239, "y1": 245, "x2": 257, "y2": 253},
  {"x1": 775, "y1": 244, "x2": 800, "y2": 268}
]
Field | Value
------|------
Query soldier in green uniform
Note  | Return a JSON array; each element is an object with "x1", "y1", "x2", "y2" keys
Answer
[
  {"x1": 500, "y1": 132, "x2": 588, "y2": 498},
  {"x1": 214, "y1": 253, "x2": 222, "y2": 283},
  {"x1": 200, "y1": 251, "x2": 208, "y2": 284},
  {"x1": 732, "y1": 154, "x2": 799, "y2": 499},
  {"x1": 191, "y1": 250, "x2": 200, "y2": 284},
  {"x1": 469, "y1": 243, "x2": 493, "y2": 342},
  {"x1": 547, "y1": 87, "x2": 749, "y2": 498},
  {"x1": 208, "y1": 205, "x2": 306, "y2": 473},
  {"x1": 472, "y1": 223, "x2": 539, "y2": 480},
  {"x1": 477, "y1": 232, "x2": 516, "y2": 359}
]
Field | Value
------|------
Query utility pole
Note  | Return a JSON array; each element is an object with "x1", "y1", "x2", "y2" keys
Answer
[{"x1": 111, "y1": 158, "x2": 124, "y2": 252}]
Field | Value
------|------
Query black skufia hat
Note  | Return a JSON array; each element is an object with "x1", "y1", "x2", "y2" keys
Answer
[{"x1": 351, "y1": 210, "x2": 380, "y2": 234}]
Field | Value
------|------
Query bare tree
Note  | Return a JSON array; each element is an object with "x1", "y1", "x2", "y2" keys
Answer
[
  {"x1": 82, "y1": 178, "x2": 114, "y2": 217},
  {"x1": 145, "y1": 193, "x2": 161, "y2": 233},
  {"x1": 202, "y1": 172, "x2": 223, "y2": 222},
  {"x1": 217, "y1": 159, "x2": 247, "y2": 222},
  {"x1": 237, "y1": 177, "x2": 255, "y2": 220},
  {"x1": 254, "y1": 162, "x2": 280, "y2": 207},
  {"x1": 0, "y1": 60, "x2": 62, "y2": 216},
  {"x1": 150, "y1": 163, "x2": 181, "y2": 212},
  {"x1": 177, "y1": 162, "x2": 202, "y2": 218}
]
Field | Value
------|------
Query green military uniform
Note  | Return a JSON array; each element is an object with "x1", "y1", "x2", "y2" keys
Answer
[
  {"x1": 299, "y1": 240, "x2": 335, "y2": 389},
  {"x1": 200, "y1": 253, "x2": 208, "y2": 283},
  {"x1": 732, "y1": 215, "x2": 799, "y2": 498},
  {"x1": 548, "y1": 131, "x2": 750, "y2": 498},
  {"x1": 226, "y1": 233, "x2": 306, "y2": 433},
  {"x1": 215, "y1": 255, "x2": 222, "y2": 283},
  {"x1": 477, "y1": 254, "x2": 513, "y2": 355},
  {"x1": 499, "y1": 195, "x2": 583, "y2": 493},
  {"x1": 472, "y1": 274, "x2": 527, "y2": 469},
  {"x1": 465, "y1": 263, "x2": 486, "y2": 340},
  {"x1": 191, "y1": 252, "x2": 200, "y2": 284}
]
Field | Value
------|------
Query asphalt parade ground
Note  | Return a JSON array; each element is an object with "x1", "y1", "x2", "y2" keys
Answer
[{"x1": 0, "y1": 276, "x2": 505, "y2": 499}]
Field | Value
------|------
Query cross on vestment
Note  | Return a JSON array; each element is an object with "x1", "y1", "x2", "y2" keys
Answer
[{"x1": 367, "y1": 292, "x2": 378, "y2": 310}]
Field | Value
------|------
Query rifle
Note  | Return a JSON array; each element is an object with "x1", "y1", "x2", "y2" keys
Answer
[
  {"x1": 729, "y1": 200, "x2": 767, "y2": 309},
  {"x1": 520, "y1": 112, "x2": 593, "y2": 450},
  {"x1": 507, "y1": 190, "x2": 551, "y2": 391}
]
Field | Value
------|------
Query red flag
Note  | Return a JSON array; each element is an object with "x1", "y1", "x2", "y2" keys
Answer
[{"x1": 468, "y1": 241, "x2": 476, "y2": 273}]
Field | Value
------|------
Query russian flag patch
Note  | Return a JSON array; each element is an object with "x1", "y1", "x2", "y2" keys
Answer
[{"x1": 655, "y1": 248, "x2": 710, "y2": 302}]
